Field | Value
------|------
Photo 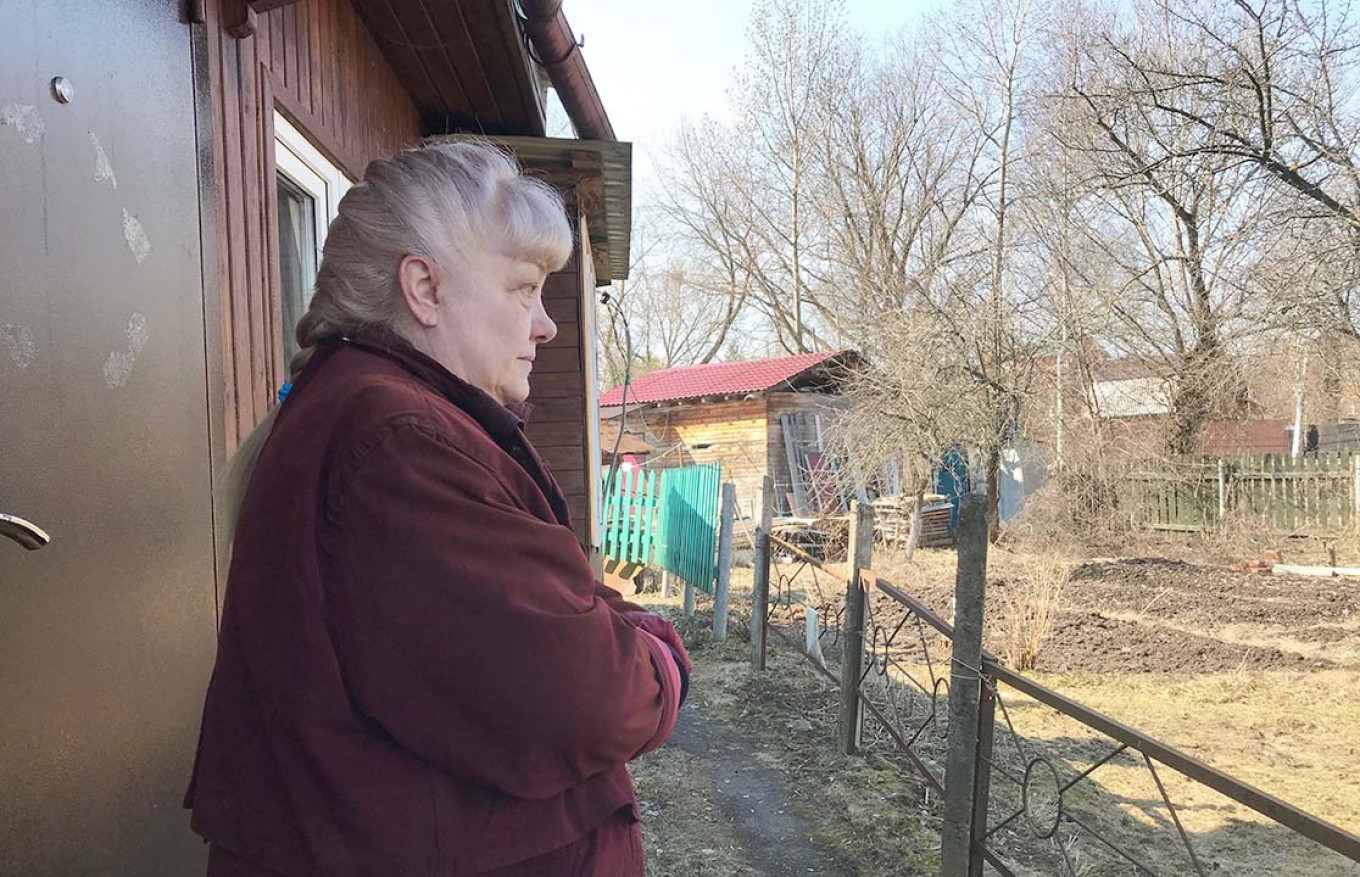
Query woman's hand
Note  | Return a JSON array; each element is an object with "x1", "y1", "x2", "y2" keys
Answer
[{"x1": 619, "y1": 611, "x2": 692, "y2": 674}]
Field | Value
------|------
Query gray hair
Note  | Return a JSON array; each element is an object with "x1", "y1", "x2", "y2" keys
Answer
[
  {"x1": 223, "y1": 140, "x2": 572, "y2": 537},
  {"x1": 295, "y1": 139, "x2": 571, "y2": 373}
]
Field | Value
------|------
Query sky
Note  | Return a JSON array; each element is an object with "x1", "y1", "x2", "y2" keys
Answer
[{"x1": 553, "y1": 0, "x2": 946, "y2": 200}]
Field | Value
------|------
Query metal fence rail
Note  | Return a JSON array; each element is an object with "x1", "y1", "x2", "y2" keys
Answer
[{"x1": 753, "y1": 523, "x2": 1360, "y2": 875}]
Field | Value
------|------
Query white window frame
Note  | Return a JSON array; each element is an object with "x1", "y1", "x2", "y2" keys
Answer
[
  {"x1": 581, "y1": 219, "x2": 604, "y2": 554},
  {"x1": 273, "y1": 110, "x2": 350, "y2": 287}
]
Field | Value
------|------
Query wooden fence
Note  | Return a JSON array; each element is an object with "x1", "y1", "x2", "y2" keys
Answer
[
  {"x1": 601, "y1": 463, "x2": 723, "y2": 592},
  {"x1": 1118, "y1": 452, "x2": 1360, "y2": 535},
  {"x1": 654, "y1": 464, "x2": 723, "y2": 595},
  {"x1": 602, "y1": 467, "x2": 659, "y2": 567}
]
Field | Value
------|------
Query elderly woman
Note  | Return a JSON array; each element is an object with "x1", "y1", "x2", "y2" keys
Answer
[{"x1": 186, "y1": 142, "x2": 689, "y2": 876}]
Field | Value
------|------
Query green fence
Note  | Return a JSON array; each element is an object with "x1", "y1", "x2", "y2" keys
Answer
[
  {"x1": 656, "y1": 464, "x2": 722, "y2": 594},
  {"x1": 602, "y1": 467, "x2": 658, "y2": 566},
  {"x1": 1118, "y1": 459, "x2": 1221, "y2": 532},
  {"x1": 1118, "y1": 453, "x2": 1360, "y2": 535},
  {"x1": 1234, "y1": 453, "x2": 1357, "y2": 533},
  {"x1": 602, "y1": 463, "x2": 722, "y2": 592}
]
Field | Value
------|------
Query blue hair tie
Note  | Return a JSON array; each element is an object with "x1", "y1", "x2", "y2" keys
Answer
[{"x1": 277, "y1": 382, "x2": 293, "y2": 403}]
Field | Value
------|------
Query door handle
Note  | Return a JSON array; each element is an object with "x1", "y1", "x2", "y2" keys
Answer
[{"x1": 0, "y1": 514, "x2": 50, "y2": 550}]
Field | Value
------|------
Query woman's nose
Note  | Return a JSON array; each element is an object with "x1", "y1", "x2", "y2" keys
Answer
[{"x1": 531, "y1": 301, "x2": 558, "y2": 345}]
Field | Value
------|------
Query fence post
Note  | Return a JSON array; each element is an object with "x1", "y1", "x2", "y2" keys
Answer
[
  {"x1": 968, "y1": 675, "x2": 997, "y2": 877},
  {"x1": 713, "y1": 483, "x2": 736, "y2": 640},
  {"x1": 750, "y1": 475, "x2": 774, "y2": 671},
  {"x1": 1352, "y1": 454, "x2": 1359, "y2": 523},
  {"x1": 839, "y1": 501, "x2": 874, "y2": 756},
  {"x1": 683, "y1": 578, "x2": 696, "y2": 618},
  {"x1": 940, "y1": 495, "x2": 990, "y2": 877},
  {"x1": 1217, "y1": 459, "x2": 1228, "y2": 523},
  {"x1": 660, "y1": 570, "x2": 671, "y2": 599}
]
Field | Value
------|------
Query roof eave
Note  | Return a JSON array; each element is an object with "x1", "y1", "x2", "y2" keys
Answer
[{"x1": 486, "y1": 135, "x2": 633, "y2": 284}]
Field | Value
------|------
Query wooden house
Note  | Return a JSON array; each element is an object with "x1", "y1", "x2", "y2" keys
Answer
[
  {"x1": 599, "y1": 351, "x2": 861, "y2": 521},
  {"x1": 0, "y1": 1, "x2": 626, "y2": 870}
]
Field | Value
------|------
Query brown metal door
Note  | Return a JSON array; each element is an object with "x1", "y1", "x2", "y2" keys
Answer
[{"x1": 0, "y1": 2, "x2": 217, "y2": 873}]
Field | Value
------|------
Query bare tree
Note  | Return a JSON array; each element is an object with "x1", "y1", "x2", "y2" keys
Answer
[
  {"x1": 1096, "y1": 1, "x2": 1360, "y2": 229},
  {"x1": 630, "y1": 0, "x2": 1360, "y2": 543},
  {"x1": 941, "y1": 0, "x2": 1047, "y2": 534},
  {"x1": 596, "y1": 208, "x2": 746, "y2": 388},
  {"x1": 1020, "y1": 98, "x2": 1115, "y2": 480},
  {"x1": 1079, "y1": 0, "x2": 1360, "y2": 346},
  {"x1": 634, "y1": 260, "x2": 746, "y2": 369},
  {"x1": 812, "y1": 36, "x2": 985, "y2": 329},
  {"x1": 829, "y1": 0, "x2": 1050, "y2": 537},
  {"x1": 659, "y1": 0, "x2": 850, "y2": 354},
  {"x1": 1060, "y1": 1, "x2": 1292, "y2": 453}
]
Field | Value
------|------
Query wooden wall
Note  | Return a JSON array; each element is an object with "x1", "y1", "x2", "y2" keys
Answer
[
  {"x1": 527, "y1": 202, "x2": 593, "y2": 543},
  {"x1": 202, "y1": 0, "x2": 601, "y2": 551},
  {"x1": 766, "y1": 392, "x2": 846, "y2": 516},
  {"x1": 636, "y1": 400, "x2": 771, "y2": 521},
  {"x1": 202, "y1": 0, "x2": 421, "y2": 449}
]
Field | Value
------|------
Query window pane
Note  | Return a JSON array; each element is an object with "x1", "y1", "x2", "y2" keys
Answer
[{"x1": 277, "y1": 176, "x2": 318, "y2": 368}]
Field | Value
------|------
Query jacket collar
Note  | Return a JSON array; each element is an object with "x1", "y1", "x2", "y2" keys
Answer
[
  {"x1": 330, "y1": 329, "x2": 527, "y2": 446},
  {"x1": 317, "y1": 328, "x2": 573, "y2": 529}
]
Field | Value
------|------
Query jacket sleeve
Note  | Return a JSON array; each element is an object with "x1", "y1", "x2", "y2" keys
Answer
[
  {"x1": 595, "y1": 580, "x2": 646, "y2": 614},
  {"x1": 323, "y1": 420, "x2": 681, "y2": 800}
]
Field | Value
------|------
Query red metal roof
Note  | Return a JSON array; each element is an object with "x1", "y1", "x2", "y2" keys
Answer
[{"x1": 599, "y1": 350, "x2": 848, "y2": 406}]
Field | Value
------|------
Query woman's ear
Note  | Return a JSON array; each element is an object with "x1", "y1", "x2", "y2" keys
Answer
[{"x1": 398, "y1": 254, "x2": 441, "y2": 328}]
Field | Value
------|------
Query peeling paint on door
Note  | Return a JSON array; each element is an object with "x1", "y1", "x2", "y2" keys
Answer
[
  {"x1": 0, "y1": 104, "x2": 44, "y2": 143},
  {"x1": 122, "y1": 208, "x2": 151, "y2": 263},
  {"x1": 103, "y1": 312, "x2": 149, "y2": 388},
  {"x1": 1, "y1": 324, "x2": 38, "y2": 370},
  {"x1": 91, "y1": 132, "x2": 118, "y2": 189}
]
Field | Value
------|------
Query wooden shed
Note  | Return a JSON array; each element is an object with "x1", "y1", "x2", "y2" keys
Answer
[
  {"x1": 0, "y1": 1, "x2": 626, "y2": 871},
  {"x1": 600, "y1": 351, "x2": 861, "y2": 521}
]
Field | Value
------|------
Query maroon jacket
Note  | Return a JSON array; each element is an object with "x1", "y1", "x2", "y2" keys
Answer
[{"x1": 186, "y1": 332, "x2": 683, "y2": 875}]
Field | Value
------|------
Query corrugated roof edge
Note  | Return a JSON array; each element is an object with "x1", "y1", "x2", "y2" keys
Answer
[{"x1": 599, "y1": 349, "x2": 859, "y2": 407}]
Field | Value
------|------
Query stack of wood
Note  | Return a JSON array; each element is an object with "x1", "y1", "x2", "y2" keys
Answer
[
  {"x1": 771, "y1": 516, "x2": 848, "y2": 561},
  {"x1": 871, "y1": 494, "x2": 955, "y2": 549}
]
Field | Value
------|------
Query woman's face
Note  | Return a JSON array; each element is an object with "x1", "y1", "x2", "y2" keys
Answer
[{"x1": 405, "y1": 248, "x2": 558, "y2": 405}]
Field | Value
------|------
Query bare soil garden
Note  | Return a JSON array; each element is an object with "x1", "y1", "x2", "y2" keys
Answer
[{"x1": 630, "y1": 534, "x2": 1360, "y2": 875}]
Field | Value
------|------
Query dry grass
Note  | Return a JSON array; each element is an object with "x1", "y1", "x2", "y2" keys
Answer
[
  {"x1": 995, "y1": 667, "x2": 1360, "y2": 876},
  {"x1": 626, "y1": 528, "x2": 1360, "y2": 875},
  {"x1": 750, "y1": 542, "x2": 1359, "y2": 873},
  {"x1": 1002, "y1": 476, "x2": 1133, "y2": 551},
  {"x1": 633, "y1": 591, "x2": 942, "y2": 876},
  {"x1": 1020, "y1": 668, "x2": 1360, "y2": 833},
  {"x1": 1195, "y1": 510, "x2": 1295, "y2": 561},
  {"x1": 996, "y1": 556, "x2": 1069, "y2": 671}
]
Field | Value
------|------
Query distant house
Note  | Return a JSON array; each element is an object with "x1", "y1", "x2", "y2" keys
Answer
[
  {"x1": 600, "y1": 418, "x2": 654, "y2": 470},
  {"x1": 1089, "y1": 358, "x2": 1175, "y2": 418},
  {"x1": 600, "y1": 351, "x2": 861, "y2": 519},
  {"x1": 1083, "y1": 357, "x2": 1292, "y2": 457}
]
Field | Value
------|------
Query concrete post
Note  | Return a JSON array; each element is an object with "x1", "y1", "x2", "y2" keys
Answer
[{"x1": 940, "y1": 496, "x2": 990, "y2": 877}]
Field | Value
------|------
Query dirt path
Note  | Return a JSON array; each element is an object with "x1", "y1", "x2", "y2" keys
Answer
[
  {"x1": 657, "y1": 701, "x2": 856, "y2": 876},
  {"x1": 630, "y1": 606, "x2": 941, "y2": 877}
]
